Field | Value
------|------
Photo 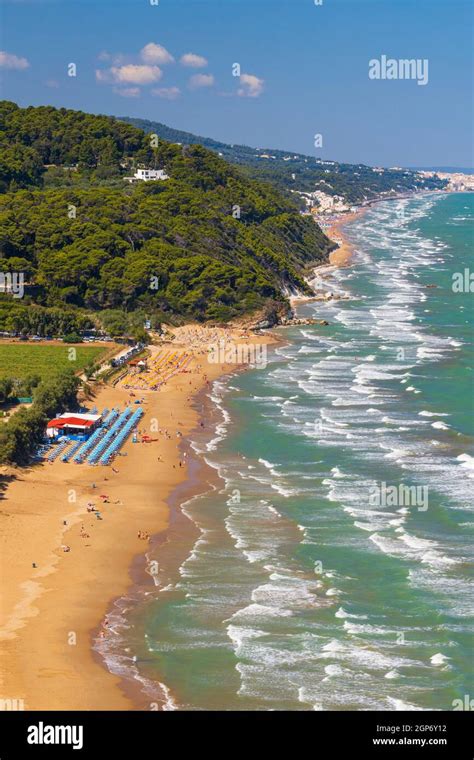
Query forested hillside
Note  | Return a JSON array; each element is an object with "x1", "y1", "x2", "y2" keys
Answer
[
  {"x1": 0, "y1": 102, "x2": 333, "y2": 330},
  {"x1": 123, "y1": 116, "x2": 448, "y2": 206},
  {"x1": 0, "y1": 101, "x2": 148, "y2": 191}
]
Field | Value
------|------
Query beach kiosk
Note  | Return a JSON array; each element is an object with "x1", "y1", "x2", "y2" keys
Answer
[{"x1": 46, "y1": 413, "x2": 102, "y2": 441}]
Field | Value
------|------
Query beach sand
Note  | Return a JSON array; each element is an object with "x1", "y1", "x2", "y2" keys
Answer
[
  {"x1": 0, "y1": 331, "x2": 273, "y2": 710},
  {"x1": 327, "y1": 208, "x2": 366, "y2": 266},
  {"x1": 288, "y1": 210, "x2": 366, "y2": 309}
]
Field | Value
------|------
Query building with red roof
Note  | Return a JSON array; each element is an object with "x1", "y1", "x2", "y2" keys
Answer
[{"x1": 46, "y1": 413, "x2": 102, "y2": 440}]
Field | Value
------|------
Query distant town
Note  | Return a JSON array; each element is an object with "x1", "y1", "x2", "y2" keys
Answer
[
  {"x1": 418, "y1": 170, "x2": 474, "y2": 193},
  {"x1": 297, "y1": 169, "x2": 474, "y2": 223}
]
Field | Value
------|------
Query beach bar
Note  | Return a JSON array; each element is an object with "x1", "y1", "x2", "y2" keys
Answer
[{"x1": 46, "y1": 413, "x2": 102, "y2": 441}]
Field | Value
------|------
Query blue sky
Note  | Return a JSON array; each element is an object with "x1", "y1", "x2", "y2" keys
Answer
[{"x1": 0, "y1": 0, "x2": 472, "y2": 167}]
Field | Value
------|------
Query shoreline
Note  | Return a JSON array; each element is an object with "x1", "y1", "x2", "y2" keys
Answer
[
  {"x1": 295, "y1": 190, "x2": 443, "y2": 304},
  {"x1": 0, "y1": 333, "x2": 274, "y2": 710},
  {"x1": 92, "y1": 376, "x2": 232, "y2": 711},
  {"x1": 289, "y1": 205, "x2": 368, "y2": 310},
  {"x1": 327, "y1": 206, "x2": 368, "y2": 266},
  {"x1": 326, "y1": 189, "x2": 445, "y2": 269}
]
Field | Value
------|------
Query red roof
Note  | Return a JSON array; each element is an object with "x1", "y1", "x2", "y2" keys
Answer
[{"x1": 47, "y1": 417, "x2": 96, "y2": 429}]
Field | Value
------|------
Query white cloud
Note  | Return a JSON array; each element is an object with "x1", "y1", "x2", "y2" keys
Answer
[
  {"x1": 0, "y1": 51, "x2": 29, "y2": 70},
  {"x1": 96, "y1": 69, "x2": 111, "y2": 83},
  {"x1": 45, "y1": 79, "x2": 59, "y2": 89},
  {"x1": 180, "y1": 52, "x2": 208, "y2": 68},
  {"x1": 188, "y1": 73, "x2": 214, "y2": 90},
  {"x1": 238, "y1": 73, "x2": 264, "y2": 98},
  {"x1": 141, "y1": 43, "x2": 174, "y2": 65},
  {"x1": 96, "y1": 43, "x2": 173, "y2": 90},
  {"x1": 109, "y1": 64, "x2": 163, "y2": 85},
  {"x1": 151, "y1": 86, "x2": 181, "y2": 100},
  {"x1": 113, "y1": 87, "x2": 141, "y2": 98},
  {"x1": 110, "y1": 53, "x2": 129, "y2": 66}
]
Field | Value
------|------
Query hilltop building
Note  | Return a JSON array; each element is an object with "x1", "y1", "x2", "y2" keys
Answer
[{"x1": 125, "y1": 168, "x2": 169, "y2": 183}]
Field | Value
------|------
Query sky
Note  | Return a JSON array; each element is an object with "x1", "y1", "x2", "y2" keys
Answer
[{"x1": 0, "y1": 0, "x2": 472, "y2": 168}]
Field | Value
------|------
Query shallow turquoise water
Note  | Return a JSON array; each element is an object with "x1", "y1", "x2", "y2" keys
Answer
[{"x1": 97, "y1": 193, "x2": 473, "y2": 711}]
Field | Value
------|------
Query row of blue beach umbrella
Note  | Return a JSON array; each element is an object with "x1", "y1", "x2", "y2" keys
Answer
[{"x1": 98, "y1": 407, "x2": 144, "y2": 465}]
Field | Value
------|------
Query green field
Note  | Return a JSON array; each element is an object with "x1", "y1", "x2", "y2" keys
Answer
[{"x1": 0, "y1": 344, "x2": 108, "y2": 380}]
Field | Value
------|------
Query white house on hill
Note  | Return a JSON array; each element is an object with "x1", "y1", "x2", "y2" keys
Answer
[{"x1": 125, "y1": 168, "x2": 169, "y2": 183}]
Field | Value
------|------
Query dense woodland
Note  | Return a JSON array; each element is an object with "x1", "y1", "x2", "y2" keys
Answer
[
  {"x1": 0, "y1": 101, "x2": 148, "y2": 190},
  {"x1": 0, "y1": 101, "x2": 333, "y2": 333},
  {"x1": 123, "y1": 116, "x2": 448, "y2": 205}
]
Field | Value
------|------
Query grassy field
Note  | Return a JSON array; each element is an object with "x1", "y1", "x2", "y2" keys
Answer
[{"x1": 0, "y1": 344, "x2": 109, "y2": 381}]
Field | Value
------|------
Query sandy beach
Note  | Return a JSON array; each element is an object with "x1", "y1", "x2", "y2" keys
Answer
[
  {"x1": 0, "y1": 328, "x2": 274, "y2": 710},
  {"x1": 328, "y1": 208, "x2": 367, "y2": 266},
  {"x1": 288, "y1": 209, "x2": 367, "y2": 309}
]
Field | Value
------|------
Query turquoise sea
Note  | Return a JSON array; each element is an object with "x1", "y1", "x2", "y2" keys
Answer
[{"x1": 96, "y1": 192, "x2": 473, "y2": 711}]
